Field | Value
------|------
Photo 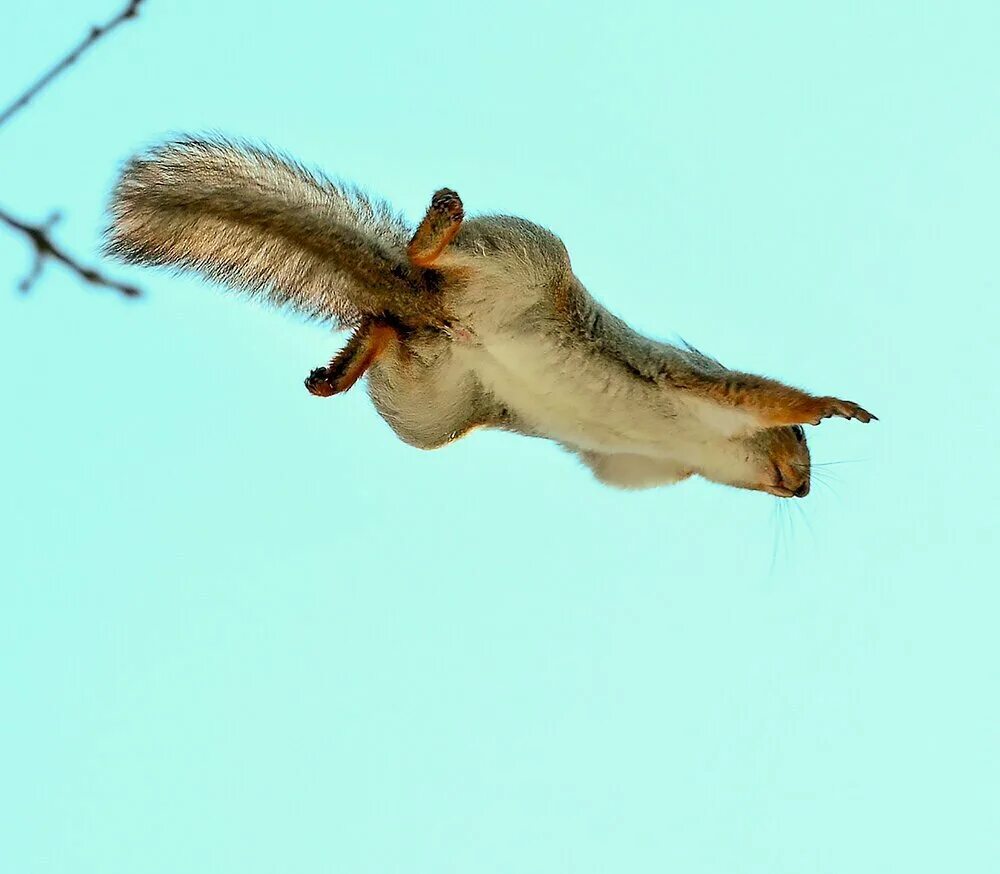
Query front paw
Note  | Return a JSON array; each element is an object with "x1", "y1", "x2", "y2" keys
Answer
[
  {"x1": 809, "y1": 396, "x2": 877, "y2": 425},
  {"x1": 305, "y1": 367, "x2": 336, "y2": 397}
]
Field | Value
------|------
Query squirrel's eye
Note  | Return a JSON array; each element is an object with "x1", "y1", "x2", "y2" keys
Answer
[{"x1": 792, "y1": 425, "x2": 805, "y2": 443}]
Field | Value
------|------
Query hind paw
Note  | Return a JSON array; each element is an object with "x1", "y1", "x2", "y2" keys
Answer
[
  {"x1": 431, "y1": 188, "x2": 464, "y2": 222},
  {"x1": 305, "y1": 368, "x2": 336, "y2": 397}
]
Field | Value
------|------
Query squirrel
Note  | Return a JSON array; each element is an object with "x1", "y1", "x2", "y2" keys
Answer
[{"x1": 106, "y1": 136, "x2": 876, "y2": 498}]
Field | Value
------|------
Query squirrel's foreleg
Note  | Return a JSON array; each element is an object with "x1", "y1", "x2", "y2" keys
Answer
[{"x1": 675, "y1": 369, "x2": 877, "y2": 430}]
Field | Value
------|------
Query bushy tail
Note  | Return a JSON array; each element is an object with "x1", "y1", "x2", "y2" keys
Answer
[{"x1": 105, "y1": 136, "x2": 414, "y2": 326}]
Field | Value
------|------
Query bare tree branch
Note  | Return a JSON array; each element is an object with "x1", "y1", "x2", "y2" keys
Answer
[
  {"x1": 1, "y1": 0, "x2": 146, "y2": 298},
  {"x1": 0, "y1": 206, "x2": 140, "y2": 297},
  {"x1": 0, "y1": 0, "x2": 145, "y2": 129}
]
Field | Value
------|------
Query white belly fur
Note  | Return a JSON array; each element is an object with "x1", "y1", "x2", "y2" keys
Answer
[{"x1": 457, "y1": 335, "x2": 701, "y2": 457}]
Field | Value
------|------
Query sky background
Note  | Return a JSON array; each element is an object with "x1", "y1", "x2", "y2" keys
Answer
[{"x1": 2, "y1": 1, "x2": 998, "y2": 871}]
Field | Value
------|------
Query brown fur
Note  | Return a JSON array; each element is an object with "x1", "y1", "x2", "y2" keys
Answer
[
  {"x1": 105, "y1": 136, "x2": 447, "y2": 328},
  {"x1": 305, "y1": 321, "x2": 399, "y2": 396},
  {"x1": 307, "y1": 189, "x2": 468, "y2": 394},
  {"x1": 667, "y1": 369, "x2": 876, "y2": 428},
  {"x1": 106, "y1": 137, "x2": 875, "y2": 496},
  {"x1": 407, "y1": 189, "x2": 465, "y2": 268}
]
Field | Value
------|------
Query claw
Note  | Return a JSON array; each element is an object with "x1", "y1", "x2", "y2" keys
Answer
[
  {"x1": 817, "y1": 397, "x2": 876, "y2": 424},
  {"x1": 305, "y1": 368, "x2": 335, "y2": 397},
  {"x1": 431, "y1": 188, "x2": 464, "y2": 221}
]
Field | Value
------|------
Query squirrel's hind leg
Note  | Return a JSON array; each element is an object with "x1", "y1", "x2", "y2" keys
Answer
[
  {"x1": 407, "y1": 189, "x2": 464, "y2": 267},
  {"x1": 305, "y1": 321, "x2": 398, "y2": 397}
]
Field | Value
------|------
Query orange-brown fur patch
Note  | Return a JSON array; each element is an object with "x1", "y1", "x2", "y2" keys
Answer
[
  {"x1": 667, "y1": 369, "x2": 874, "y2": 428},
  {"x1": 305, "y1": 322, "x2": 399, "y2": 397},
  {"x1": 330, "y1": 322, "x2": 398, "y2": 393},
  {"x1": 408, "y1": 222, "x2": 462, "y2": 267},
  {"x1": 407, "y1": 189, "x2": 464, "y2": 268}
]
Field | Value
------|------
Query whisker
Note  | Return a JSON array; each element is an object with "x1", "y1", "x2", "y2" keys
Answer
[
  {"x1": 792, "y1": 500, "x2": 815, "y2": 540},
  {"x1": 770, "y1": 500, "x2": 781, "y2": 575},
  {"x1": 769, "y1": 499, "x2": 795, "y2": 575},
  {"x1": 811, "y1": 476, "x2": 841, "y2": 499},
  {"x1": 778, "y1": 499, "x2": 791, "y2": 567},
  {"x1": 782, "y1": 501, "x2": 792, "y2": 564},
  {"x1": 811, "y1": 469, "x2": 843, "y2": 486}
]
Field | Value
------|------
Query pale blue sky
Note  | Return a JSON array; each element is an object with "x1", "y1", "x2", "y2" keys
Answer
[{"x1": 2, "y1": 1, "x2": 998, "y2": 872}]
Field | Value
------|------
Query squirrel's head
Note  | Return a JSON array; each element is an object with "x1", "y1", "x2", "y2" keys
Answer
[{"x1": 699, "y1": 425, "x2": 811, "y2": 498}]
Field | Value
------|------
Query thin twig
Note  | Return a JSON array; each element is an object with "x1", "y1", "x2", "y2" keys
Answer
[
  {"x1": 0, "y1": 206, "x2": 140, "y2": 297},
  {"x1": 0, "y1": 0, "x2": 146, "y2": 298},
  {"x1": 0, "y1": 0, "x2": 145, "y2": 129}
]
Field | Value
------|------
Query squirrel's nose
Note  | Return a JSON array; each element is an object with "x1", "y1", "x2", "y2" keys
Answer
[{"x1": 793, "y1": 481, "x2": 810, "y2": 498}]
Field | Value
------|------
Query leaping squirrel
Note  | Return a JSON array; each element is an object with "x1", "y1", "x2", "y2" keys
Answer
[{"x1": 106, "y1": 137, "x2": 876, "y2": 497}]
